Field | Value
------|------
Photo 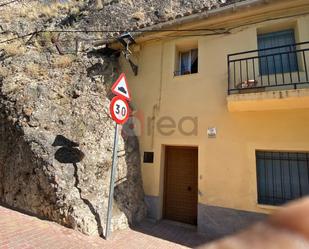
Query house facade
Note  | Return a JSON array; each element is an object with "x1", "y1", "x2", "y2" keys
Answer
[{"x1": 119, "y1": 0, "x2": 309, "y2": 236}]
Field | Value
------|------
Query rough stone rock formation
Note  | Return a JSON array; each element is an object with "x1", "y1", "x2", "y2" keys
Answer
[
  {"x1": 0, "y1": 0, "x2": 227, "y2": 236},
  {"x1": 0, "y1": 48, "x2": 146, "y2": 235},
  {"x1": 89, "y1": 0, "x2": 227, "y2": 31}
]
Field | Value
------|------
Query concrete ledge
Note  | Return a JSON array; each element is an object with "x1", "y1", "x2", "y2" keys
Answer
[
  {"x1": 198, "y1": 204, "x2": 267, "y2": 239},
  {"x1": 227, "y1": 88, "x2": 309, "y2": 112}
]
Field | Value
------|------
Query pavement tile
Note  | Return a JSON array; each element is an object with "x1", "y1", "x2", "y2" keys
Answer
[{"x1": 0, "y1": 205, "x2": 211, "y2": 249}]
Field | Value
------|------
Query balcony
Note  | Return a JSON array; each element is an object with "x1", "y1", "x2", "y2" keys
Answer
[{"x1": 227, "y1": 41, "x2": 309, "y2": 112}]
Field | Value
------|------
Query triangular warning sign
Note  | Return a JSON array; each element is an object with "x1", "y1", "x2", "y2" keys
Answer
[{"x1": 111, "y1": 73, "x2": 131, "y2": 101}]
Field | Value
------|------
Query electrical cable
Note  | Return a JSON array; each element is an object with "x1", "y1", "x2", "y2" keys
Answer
[
  {"x1": 0, "y1": 28, "x2": 228, "y2": 44},
  {"x1": 0, "y1": 10, "x2": 308, "y2": 44},
  {"x1": 0, "y1": 0, "x2": 19, "y2": 7}
]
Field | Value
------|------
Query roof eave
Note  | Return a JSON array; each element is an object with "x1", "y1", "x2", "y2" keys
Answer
[{"x1": 95, "y1": 0, "x2": 268, "y2": 47}]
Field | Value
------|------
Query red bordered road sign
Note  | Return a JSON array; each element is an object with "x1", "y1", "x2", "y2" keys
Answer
[
  {"x1": 111, "y1": 73, "x2": 131, "y2": 101},
  {"x1": 110, "y1": 96, "x2": 130, "y2": 125}
]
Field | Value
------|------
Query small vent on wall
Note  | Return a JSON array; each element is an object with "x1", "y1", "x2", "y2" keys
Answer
[{"x1": 143, "y1": 152, "x2": 154, "y2": 163}]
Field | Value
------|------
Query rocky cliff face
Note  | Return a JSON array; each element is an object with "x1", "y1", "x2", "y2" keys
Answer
[
  {"x1": 0, "y1": 0, "x2": 224, "y2": 236},
  {"x1": 0, "y1": 46, "x2": 147, "y2": 235}
]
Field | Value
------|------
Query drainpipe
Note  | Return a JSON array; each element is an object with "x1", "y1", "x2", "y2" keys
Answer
[{"x1": 150, "y1": 40, "x2": 164, "y2": 150}]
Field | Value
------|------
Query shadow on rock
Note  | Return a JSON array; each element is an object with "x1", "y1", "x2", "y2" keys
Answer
[
  {"x1": 113, "y1": 120, "x2": 147, "y2": 227},
  {"x1": 52, "y1": 135, "x2": 104, "y2": 237},
  {"x1": 55, "y1": 147, "x2": 84, "y2": 164},
  {"x1": 52, "y1": 135, "x2": 79, "y2": 148}
]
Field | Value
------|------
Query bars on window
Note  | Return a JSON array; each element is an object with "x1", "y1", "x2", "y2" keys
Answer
[
  {"x1": 256, "y1": 151, "x2": 309, "y2": 206},
  {"x1": 227, "y1": 39, "x2": 309, "y2": 94}
]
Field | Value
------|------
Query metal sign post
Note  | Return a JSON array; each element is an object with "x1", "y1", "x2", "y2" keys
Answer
[
  {"x1": 105, "y1": 73, "x2": 131, "y2": 239},
  {"x1": 105, "y1": 123, "x2": 119, "y2": 239}
]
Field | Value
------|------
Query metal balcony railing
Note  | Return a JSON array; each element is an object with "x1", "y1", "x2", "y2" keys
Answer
[{"x1": 227, "y1": 41, "x2": 309, "y2": 95}]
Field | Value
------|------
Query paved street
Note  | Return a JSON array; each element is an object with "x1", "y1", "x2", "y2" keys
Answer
[{"x1": 0, "y1": 205, "x2": 211, "y2": 249}]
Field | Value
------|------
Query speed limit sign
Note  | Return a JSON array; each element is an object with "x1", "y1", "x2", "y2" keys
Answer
[
  {"x1": 106, "y1": 74, "x2": 131, "y2": 239},
  {"x1": 110, "y1": 96, "x2": 130, "y2": 125}
]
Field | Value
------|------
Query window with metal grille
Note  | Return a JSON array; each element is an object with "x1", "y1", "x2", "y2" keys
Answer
[
  {"x1": 258, "y1": 29, "x2": 298, "y2": 75},
  {"x1": 256, "y1": 151, "x2": 309, "y2": 206}
]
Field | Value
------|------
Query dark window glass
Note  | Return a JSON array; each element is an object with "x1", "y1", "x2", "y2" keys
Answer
[
  {"x1": 256, "y1": 151, "x2": 309, "y2": 206},
  {"x1": 258, "y1": 29, "x2": 298, "y2": 75}
]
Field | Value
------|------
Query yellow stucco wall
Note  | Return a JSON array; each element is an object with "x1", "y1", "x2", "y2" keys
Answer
[{"x1": 120, "y1": 1, "x2": 309, "y2": 218}]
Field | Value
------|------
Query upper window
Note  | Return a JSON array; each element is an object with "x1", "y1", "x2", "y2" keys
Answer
[
  {"x1": 175, "y1": 49, "x2": 198, "y2": 76},
  {"x1": 258, "y1": 29, "x2": 298, "y2": 75},
  {"x1": 256, "y1": 151, "x2": 309, "y2": 206}
]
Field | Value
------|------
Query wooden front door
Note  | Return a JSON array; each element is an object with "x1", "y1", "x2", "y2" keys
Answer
[{"x1": 164, "y1": 146, "x2": 198, "y2": 225}]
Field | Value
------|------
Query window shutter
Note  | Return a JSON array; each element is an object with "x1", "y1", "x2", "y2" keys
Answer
[{"x1": 258, "y1": 30, "x2": 298, "y2": 75}]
